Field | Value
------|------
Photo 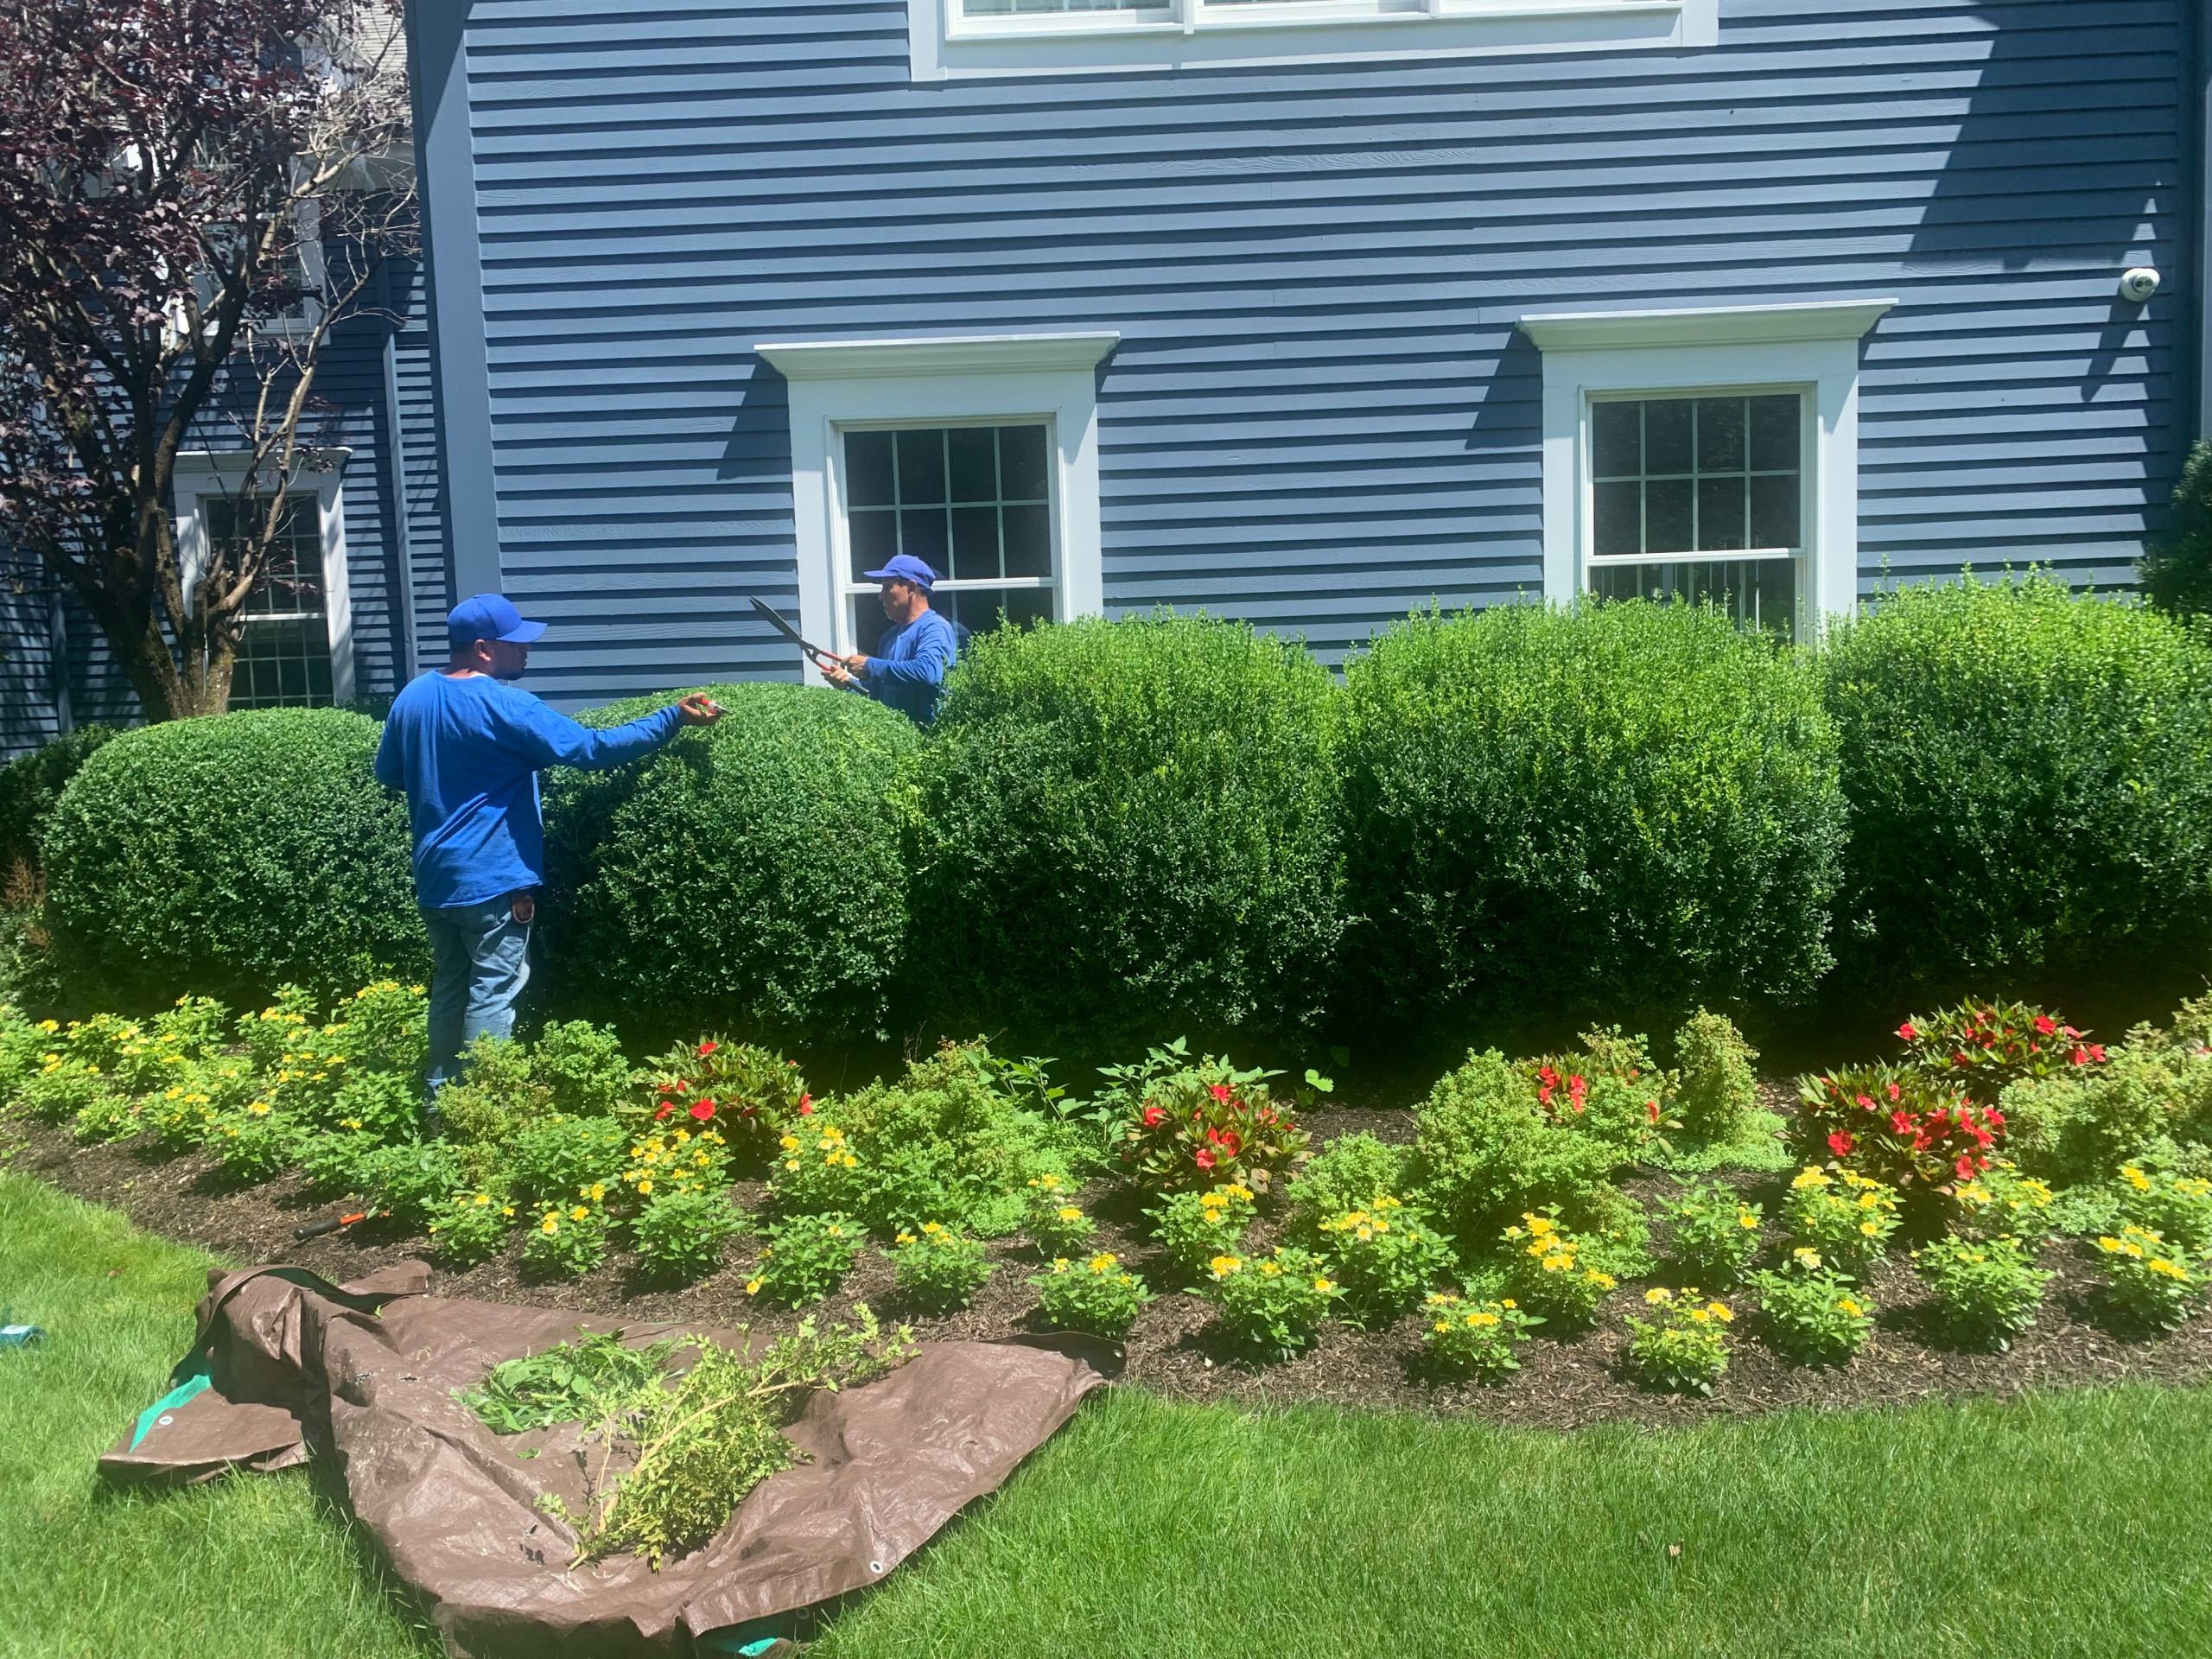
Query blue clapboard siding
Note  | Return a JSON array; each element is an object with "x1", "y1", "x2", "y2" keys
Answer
[
  {"x1": 395, "y1": 283, "x2": 454, "y2": 675},
  {"x1": 0, "y1": 585, "x2": 61, "y2": 760},
  {"x1": 425, "y1": 0, "x2": 2191, "y2": 703}
]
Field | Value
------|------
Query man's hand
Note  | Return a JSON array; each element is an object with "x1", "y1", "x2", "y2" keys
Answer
[
  {"x1": 819, "y1": 652, "x2": 865, "y2": 688},
  {"x1": 676, "y1": 693, "x2": 722, "y2": 726}
]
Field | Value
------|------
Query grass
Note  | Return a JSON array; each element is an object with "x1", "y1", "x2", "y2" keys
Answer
[{"x1": 5, "y1": 1170, "x2": 2211, "y2": 1659}]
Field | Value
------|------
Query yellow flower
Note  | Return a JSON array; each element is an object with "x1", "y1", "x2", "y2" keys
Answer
[
  {"x1": 1707, "y1": 1302, "x2": 1732, "y2": 1322},
  {"x1": 2149, "y1": 1259, "x2": 2188, "y2": 1281},
  {"x1": 1209, "y1": 1254, "x2": 1243, "y2": 1276},
  {"x1": 896, "y1": 1231, "x2": 916, "y2": 1245},
  {"x1": 540, "y1": 1217, "x2": 559, "y2": 1235},
  {"x1": 1644, "y1": 1288, "x2": 1670, "y2": 1305},
  {"x1": 1313, "y1": 1277, "x2": 1335, "y2": 1294},
  {"x1": 1792, "y1": 1167, "x2": 1832, "y2": 1190},
  {"x1": 1794, "y1": 1247, "x2": 1822, "y2": 1268},
  {"x1": 1586, "y1": 1272, "x2": 1617, "y2": 1289},
  {"x1": 785, "y1": 1159, "x2": 801, "y2": 1172},
  {"x1": 1433, "y1": 1320, "x2": 1452, "y2": 1333},
  {"x1": 1738, "y1": 1212, "x2": 1759, "y2": 1229},
  {"x1": 246, "y1": 1101, "x2": 271, "y2": 1116},
  {"x1": 779, "y1": 1135, "x2": 800, "y2": 1150},
  {"x1": 745, "y1": 1279, "x2": 763, "y2": 1295},
  {"x1": 501, "y1": 1205, "x2": 516, "y2": 1217},
  {"x1": 1057, "y1": 1205, "x2": 1083, "y2": 1222},
  {"x1": 569, "y1": 1205, "x2": 589, "y2": 1222},
  {"x1": 636, "y1": 1179, "x2": 652, "y2": 1195},
  {"x1": 1859, "y1": 1221, "x2": 1880, "y2": 1236},
  {"x1": 473, "y1": 1193, "x2": 491, "y2": 1206},
  {"x1": 1500, "y1": 1299, "x2": 1516, "y2": 1309}
]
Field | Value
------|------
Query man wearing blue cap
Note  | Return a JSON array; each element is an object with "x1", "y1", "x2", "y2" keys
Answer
[
  {"x1": 375, "y1": 594, "x2": 721, "y2": 1104},
  {"x1": 820, "y1": 552, "x2": 962, "y2": 724}
]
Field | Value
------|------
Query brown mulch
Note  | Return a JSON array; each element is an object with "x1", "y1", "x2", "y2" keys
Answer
[{"x1": 9, "y1": 1092, "x2": 2209, "y2": 1433}]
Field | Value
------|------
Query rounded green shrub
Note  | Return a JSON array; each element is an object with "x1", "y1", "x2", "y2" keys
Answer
[
  {"x1": 41, "y1": 709, "x2": 420, "y2": 1008},
  {"x1": 1340, "y1": 601, "x2": 1845, "y2": 1036},
  {"x1": 539, "y1": 682, "x2": 917, "y2": 1046},
  {"x1": 0, "y1": 723, "x2": 118, "y2": 887},
  {"x1": 1823, "y1": 575, "x2": 2212, "y2": 1001},
  {"x1": 912, "y1": 613, "x2": 1344, "y2": 1053}
]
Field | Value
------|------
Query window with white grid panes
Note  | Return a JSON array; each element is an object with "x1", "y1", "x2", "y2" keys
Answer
[
  {"x1": 842, "y1": 423, "x2": 1055, "y2": 655},
  {"x1": 1586, "y1": 393, "x2": 1802, "y2": 639},
  {"x1": 205, "y1": 492, "x2": 334, "y2": 707}
]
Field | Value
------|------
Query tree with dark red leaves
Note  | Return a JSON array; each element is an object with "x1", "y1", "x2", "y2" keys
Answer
[{"x1": 0, "y1": 0, "x2": 410, "y2": 720}]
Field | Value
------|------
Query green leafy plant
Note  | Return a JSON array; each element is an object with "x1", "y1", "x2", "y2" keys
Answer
[
  {"x1": 1147, "y1": 1183, "x2": 1257, "y2": 1281},
  {"x1": 1200, "y1": 1246, "x2": 1343, "y2": 1360},
  {"x1": 1285, "y1": 1131, "x2": 1412, "y2": 1238},
  {"x1": 2092, "y1": 1224, "x2": 2205, "y2": 1332},
  {"x1": 460, "y1": 1329, "x2": 687, "y2": 1434},
  {"x1": 643, "y1": 1038, "x2": 809, "y2": 1157},
  {"x1": 912, "y1": 613, "x2": 1344, "y2": 1052},
  {"x1": 522, "y1": 1192, "x2": 614, "y2": 1280},
  {"x1": 744, "y1": 1211, "x2": 863, "y2": 1306},
  {"x1": 1031, "y1": 1250, "x2": 1154, "y2": 1337},
  {"x1": 1912, "y1": 1235, "x2": 2052, "y2": 1351},
  {"x1": 1500, "y1": 1211, "x2": 1618, "y2": 1326},
  {"x1": 619, "y1": 1124, "x2": 732, "y2": 1205},
  {"x1": 1779, "y1": 1164, "x2": 1901, "y2": 1277},
  {"x1": 67, "y1": 1091, "x2": 138, "y2": 1143},
  {"x1": 1895, "y1": 1000, "x2": 2107, "y2": 1105},
  {"x1": 1418, "y1": 1292, "x2": 1542, "y2": 1382},
  {"x1": 1527, "y1": 1027, "x2": 1675, "y2": 1153},
  {"x1": 1625, "y1": 1287, "x2": 1735, "y2": 1395},
  {"x1": 1673, "y1": 1009, "x2": 1760, "y2": 1145},
  {"x1": 2113, "y1": 1164, "x2": 2212, "y2": 1256},
  {"x1": 885, "y1": 1221, "x2": 994, "y2": 1311},
  {"x1": 1341, "y1": 600, "x2": 1846, "y2": 1037},
  {"x1": 1113, "y1": 1047, "x2": 1308, "y2": 1198},
  {"x1": 1315, "y1": 1197, "x2": 1457, "y2": 1328},
  {"x1": 0, "y1": 723, "x2": 118, "y2": 885},
  {"x1": 1023, "y1": 1173, "x2": 1098, "y2": 1256},
  {"x1": 630, "y1": 1186, "x2": 747, "y2": 1282},
  {"x1": 204, "y1": 1102, "x2": 299, "y2": 1183},
  {"x1": 1661, "y1": 1179, "x2": 1764, "y2": 1288},
  {"x1": 2140, "y1": 435, "x2": 2212, "y2": 618},
  {"x1": 1747, "y1": 1249, "x2": 1877, "y2": 1365},
  {"x1": 1951, "y1": 1160, "x2": 2058, "y2": 1243},
  {"x1": 505, "y1": 1115, "x2": 634, "y2": 1206},
  {"x1": 1797, "y1": 1065, "x2": 2001, "y2": 1190},
  {"x1": 1409, "y1": 1049, "x2": 1619, "y2": 1252},
  {"x1": 428, "y1": 1190, "x2": 519, "y2": 1267}
]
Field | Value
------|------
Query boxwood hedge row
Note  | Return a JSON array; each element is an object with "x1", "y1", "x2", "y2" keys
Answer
[{"x1": 30, "y1": 585, "x2": 2212, "y2": 1046}]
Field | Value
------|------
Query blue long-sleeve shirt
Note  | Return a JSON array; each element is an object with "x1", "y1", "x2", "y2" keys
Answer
[
  {"x1": 373, "y1": 672, "x2": 683, "y2": 909},
  {"x1": 844, "y1": 607, "x2": 960, "y2": 724}
]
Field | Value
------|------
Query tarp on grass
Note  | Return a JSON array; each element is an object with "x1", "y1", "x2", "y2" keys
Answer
[{"x1": 102, "y1": 1262, "x2": 1108, "y2": 1658}]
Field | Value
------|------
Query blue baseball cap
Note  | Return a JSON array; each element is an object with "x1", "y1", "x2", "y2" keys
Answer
[
  {"x1": 447, "y1": 593, "x2": 547, "y2": 648},
  {"x1": 861, "y1": 553, "x2": 937, "y2": 592}
]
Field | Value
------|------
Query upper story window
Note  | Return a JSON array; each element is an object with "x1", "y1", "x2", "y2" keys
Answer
[{"x1": 915, "y1": 0, "x2": 1714, "y2": 81}]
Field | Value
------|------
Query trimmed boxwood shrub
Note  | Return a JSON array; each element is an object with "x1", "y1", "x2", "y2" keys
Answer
[
  {"x1": 1823, "y1": 575, "x2": 2212, "y2": 1001},
  {"x1": 910, "y1": 613, "x2": 1344, "y2": 1054},
  {"x1": 537, "y1": 682, "x2": 917, "y2": 1046},
  {"x1": 41, "y1": 709, "x2": 421, "y2": 1008},
  {"x1": 0, "y1": 724, "x2": 118, "y2": 889},
  {"x1": 1340, "y1": 601, "x2": 1845, "y2": 1038}
]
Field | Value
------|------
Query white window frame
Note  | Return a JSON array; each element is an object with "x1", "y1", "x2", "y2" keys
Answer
[
  {"x1": 170, "y1": 448, "x2": 356, "y2": 702},
  {"x1": 754, "y1": 333, "x2": 1117, "y2": 680},
  {"x1": 913, "y1": 0, "x2": 1713, "y2": 80},
  {"x1": 1518, "y1": 300, "x2": 1896, "y2": 638}
]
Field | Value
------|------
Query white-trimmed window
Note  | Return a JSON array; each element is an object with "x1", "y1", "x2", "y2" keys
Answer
[
  {"x1": 913, "y1": 0, "x2": 1714, "y2": 81},
  {"x1": 171, "y1": 450, "x2": 356, "y2": 704},
  {"x1": 754, "y1": 333, "x2": 1116, "y2": 671},
  {"x1": 1519, "y1": 300, "x2": 1896, "y2": 641}
]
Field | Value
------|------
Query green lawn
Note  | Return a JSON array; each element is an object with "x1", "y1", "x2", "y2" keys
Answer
[{"x1": 5, "y1": 1168, "x2": 2209, "y2": 1659}]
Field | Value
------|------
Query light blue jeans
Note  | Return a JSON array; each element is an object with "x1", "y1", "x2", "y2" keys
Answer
[{"x1": 423, "y1": 895, "x2": 533, "y2": 1095}]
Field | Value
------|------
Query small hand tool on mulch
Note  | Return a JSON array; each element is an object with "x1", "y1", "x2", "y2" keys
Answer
[
  {"x1": 748, "y1": 595, "x2": 840, "y2": 672},
  {"x1": 293, "y1": 1211, "x2": 378, "y2": 1241}
]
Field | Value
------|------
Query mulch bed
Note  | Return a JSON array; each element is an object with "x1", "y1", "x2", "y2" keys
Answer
[{"x1": 10, "y1": 1090, "x2": 2209, "y2": 1432}]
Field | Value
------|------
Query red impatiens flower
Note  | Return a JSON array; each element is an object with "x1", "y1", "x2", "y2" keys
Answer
[
  {"x1": 1897, "y1": 1021, "x2": 1918, "y2": 1041},
  {"x1": 2033, "y1": 1015, "x2": 2056, "y2": 1036},
  {"x1": 1206, "y1": 1127, "x2": 1243, "y2": 1157},
  {"x1": 1891, "y1": 1109, "x2": 1914, "y2": 1135},
  {"x1": 1828, "y1": 1130, "x2": 1857, "y2": 1157},
  {"x1": 655, "y1": 1103, "x2": 674, "y2": 1122},
  {"x1": 1194, "y1": 1147, "x2": 1217, "y2": 1171},
  {"x1": 1645, "y1": 1099, "x2": 1661, "y2": 1123},
  {"x1": 1955, "y1": 1154, "x2": 1978, "y2": 1179},
  {"x1": 797, "y1": 1098, "x2": 814, "y2": 1116},
  {"x1": 1141, "y1": 1104, "x2": 1166, "y2": 1128},
  {"x1": 698, "y1": 1039, "x2": 719, "y2": 1056},
  {"x1": 690, "y1": 1101, "x2": 715, "y2": 1122},
  {"x1": 1207, "y1": 1083, "x2": 1233, "y2": 1104}
]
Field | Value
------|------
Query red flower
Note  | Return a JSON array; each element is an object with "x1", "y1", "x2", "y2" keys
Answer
[
  {"x1": 797, "y1": 1100, "x2": 813, "y2": 1116},
  {"x1": 1897, "y1": 1021, "x2": 1918, "y2": 1041},
  {"x1": 2063, "y1": 1026, "x2": 2081, "y2": 1039},
  {"x1": 2071, "y1": 1046, "x2": 2089, "y2": 1065},
  {"x1": 2086, "y1": 1045, "x2": 2107, "y2": 1063},
  {"x1": 690, "y1": 1101, "x2": 715, "y2": 1122},
  {"x1": 1886, "y1": 1083, "x2": 1901, "y2": 1102},
  {"x1": 2033, "y1": 1016, "x2": 2056, "y2": 1036},
  {"x1": 1206, "y1": 1127, "x2": 1243, "y2": 1157},
  {"x1": 1207, "y1": 1083, "x2": 1232, "y2": 1104},
  {"x1": 1195, "y1": 1147, "x2": 1217, "y2": 1171},
  {"x1": 1955, "y1": 1154, "x2": 1977, "y2": 1179},
  {"x1": 1855, "y1": 1094, "x2": 1875, "y2": 1110},
  {"x1": 1645, "y1": 1099, "x2": 1660, "y2": 1123},
  {"x1": 654, "y1": 1103, "x2": 674, "y2": 1122},
  {"x1": 698, "y1": 1039, "x2": 719, "y2": 1056},
  {"x1": 1891, "y1": 1110, "x2": 1913, "y2": 1135},
  {"x1": 1827, "y1": 1130, "x2": 1857, "y2": 1157},
  {"x1": 1141, "y1": 1104, "x2": 1166, "y2": 1128}
]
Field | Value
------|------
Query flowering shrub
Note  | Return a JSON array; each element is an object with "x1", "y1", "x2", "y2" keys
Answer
[
  {"x1": 630, "y1": 1186, "x2": 747, "y2": 1281},
  {"x1": 1501, "y1": 1211, "x2": 1618, "y2": 1326},
  {"x1": 644, "y1": 1038, "x2": 808, "y2": 1154},
  {"x1": 1796, "y1": 1065, "x2": 2001, "y2": 1190},
  {"x1": 1951, "y1": 1160, "x2": 2056, "y2": 1241},
  {"x1": 767, "y1": 1119, "x2": 868, "y2": 1215},
  {"x1": 1201, "y1": 1246, "x2": 1343, "y2": 1359},
  {"x1": 2093, "y1": 1225, "x2": 2205, "y2": 1331},
  {"x1": 620, "y1": 1126, "x2": 732, "y2": 1204},
  {"x1": 1315, "y1": 1197, "x2": 1456, "y2": 1328},
  {"x1": 745, "y1": 1212, "x2": 863, "y2": 1306},
  {"x1": 1116, "y1": 1052, "x2": 1308, "y2": 1197},
  {"x1": 2115, "y1": 1165, "x2": 2212, "y2": 1257},
  {"x1": 1032, "y1": 1252, "x2": 1154, "y2": 1337},
  {"x1": 523, "y1": 1193, "x2": 613, "y2": 1279},
  {"x1": 887, "y1": 1222, "x2": 995, "y2": 1311},
  {"x1": 69, "y1": 1090, "x2": 140, "y2": 1144},
  {"x1": 1896, "y1": 1000, "x2": 2107, "y2": 1105},
  {"x1": 428, "y1": 1190, "x2": 518, "y2": 1266},
  {"x1": 1780, "y1": 1166, "x2": 1901, "y2": 1277},
  {"x1": 1286, "y1": 1132, "x2": 1411, "y2": 1238},
  {"x1": 1024, "y1": 1173, "x2": 1098, "y2": 1257},
  {"x1": 1419, "y1": 1293, "x2": 1541, "y2": 1382},
  {"x1": 1409, "y1": 1050, "x2": 1618, "y2": 1249},
  {"x1": 1746, "y1": 1249, "x2": 1876, "y2": 1365},
  {"x1": 206, "y1": 1103, "x2": 300, "y2": 1183},
  {"x1": 1148, "y1": 1184, "x2": 1257, "y2": 1281},
  {"x1": 1625, "y1": 1287, "x2": 1734, "y2": 1396},
  {"x1": 1911, "y1": 1235, "x2": 2051, "y2": 1350},
  {"x1": 1660, "y1": 1180, "x2": 1764, "y2": 1288},
  {"x1": 506, "y1": 1115, "x2": 634, "y2": 1206},
  {"x1": 1528, "y1": 1027, "x2": 1673, "y2": 1152}
]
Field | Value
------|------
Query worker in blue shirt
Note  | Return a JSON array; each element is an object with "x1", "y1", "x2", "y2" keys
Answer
[
  {"x1": 374, "y1": 594, "x2": 721, "y2": 1103},
  {"x1": 820, "y1": 552, "x2": 962, "y2": 723}
]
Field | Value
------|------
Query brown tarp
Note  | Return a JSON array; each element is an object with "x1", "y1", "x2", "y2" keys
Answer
[{"x1": 102, "y1": 1262, "x2": 1108, "y2": 1658}]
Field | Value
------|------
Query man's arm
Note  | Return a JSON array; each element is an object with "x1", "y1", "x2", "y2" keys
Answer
[
  {"x1": 859, "y1": 619, "x2": 956, "y2": 688},
  {"x1": 497, "y1": 693, "x2": 715, "y2": 772},
  {"x1": 372, "y1": 714, "x2": 405, "y2": 790}
]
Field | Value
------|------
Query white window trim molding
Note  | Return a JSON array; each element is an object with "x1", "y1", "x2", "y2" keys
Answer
[
  {"x1": 170, "y1": 448, "x2": 356, "y2": 702},
  {"x1": 1518, "y1": 300, "x2": 1896, "y2": 635},
  {"x1": 755, "y1": 332, "x2": 1118, "y2": 682},
  {"x1": 912, "y1": 0, "x2": 1713, "y2": 79}
]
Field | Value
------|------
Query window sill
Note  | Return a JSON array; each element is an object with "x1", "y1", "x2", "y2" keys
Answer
[{"x1": 915, "y1": 0, "x2": 1711, "y2": 79}]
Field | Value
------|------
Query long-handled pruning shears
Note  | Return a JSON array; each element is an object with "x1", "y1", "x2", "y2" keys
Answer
[{"x1": 748, "y1": 596, "x2": 842, "y2": 675}]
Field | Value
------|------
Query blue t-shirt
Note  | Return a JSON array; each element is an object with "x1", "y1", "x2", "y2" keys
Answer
[
  {"x1": 373, "y1": 673, "x2": 683, "y2": 909},
  {"x1": 845, "y1": 607, "x2": 962, "y2": 724}
]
